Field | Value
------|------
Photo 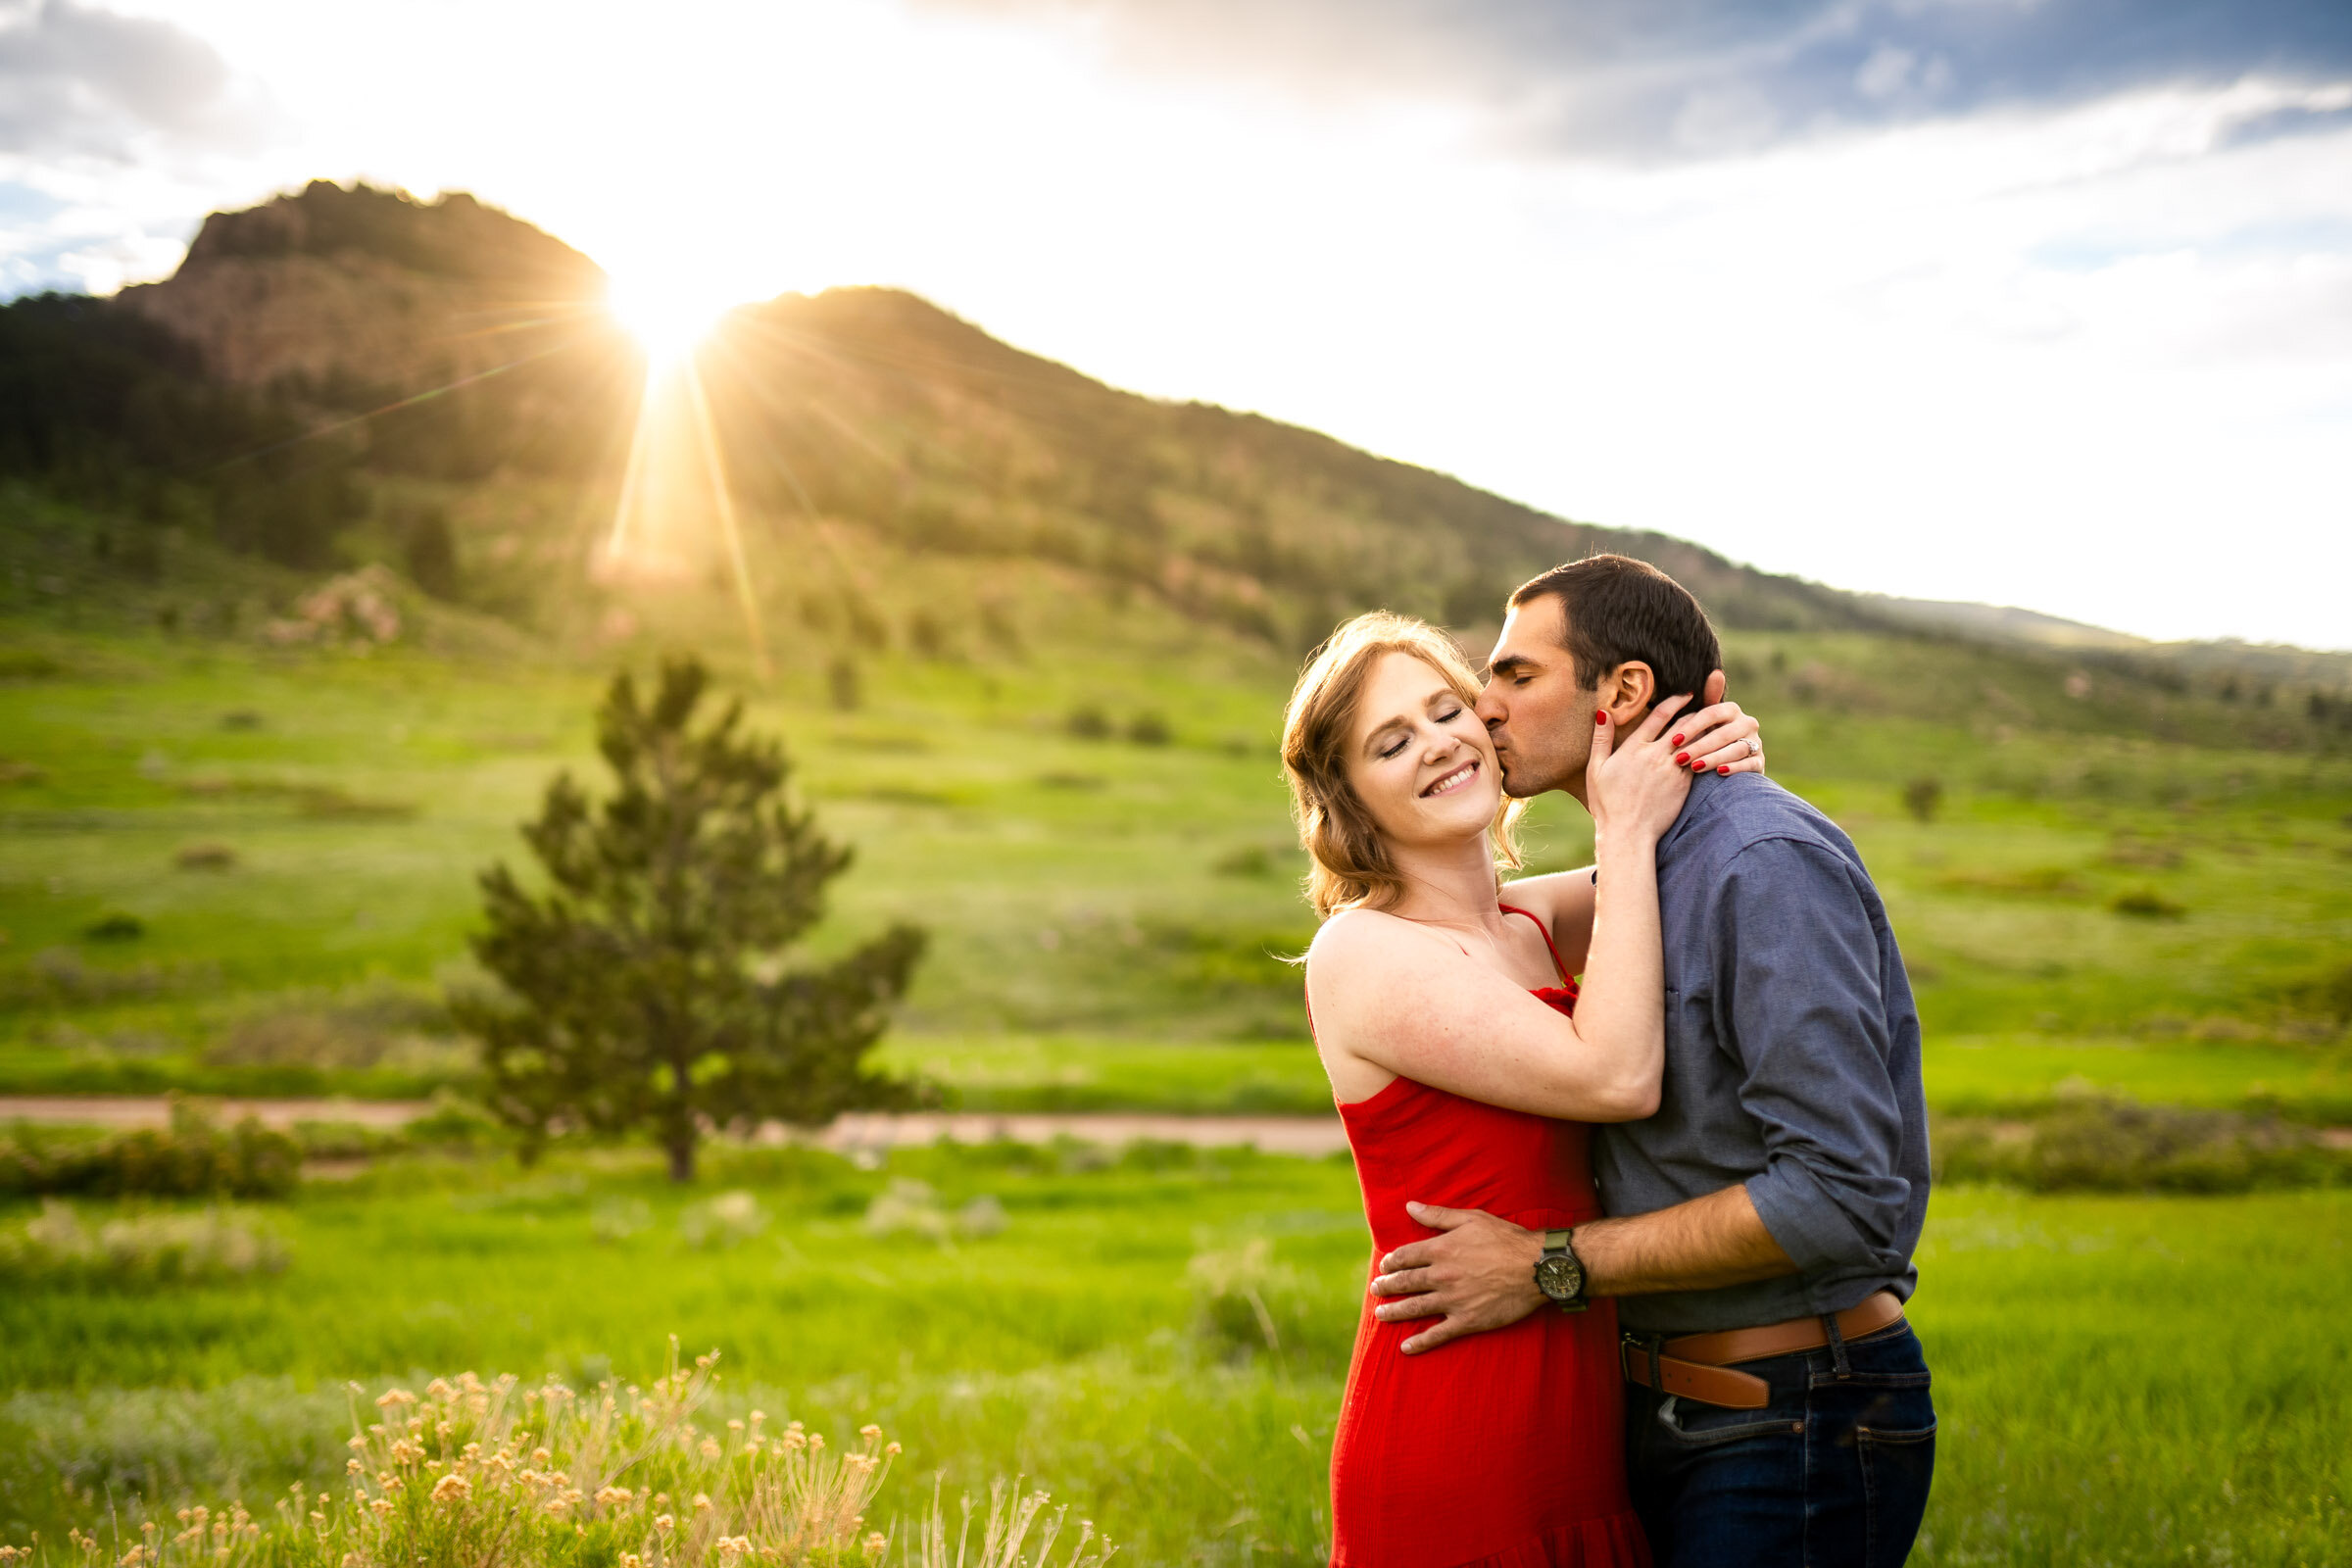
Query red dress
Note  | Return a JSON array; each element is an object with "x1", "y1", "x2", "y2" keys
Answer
[{"x1": 1324, "y1": 906, "x2": 1650, "y2": 1568}]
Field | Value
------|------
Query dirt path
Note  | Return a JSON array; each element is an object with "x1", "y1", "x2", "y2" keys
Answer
[
  {"x1": 0, "y1": 1097, "x2": 1353, "y2": 1156},
  {"x1": 9, "y1": 1096, "x2": 2342, "y2": 1157}
]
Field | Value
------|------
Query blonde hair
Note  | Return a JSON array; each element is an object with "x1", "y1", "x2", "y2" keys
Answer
[{"x1": 1281, "y1": 611, "x2": 1520, "y2": 920}]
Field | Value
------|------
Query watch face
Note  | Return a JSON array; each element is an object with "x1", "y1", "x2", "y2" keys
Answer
[{"x1": 1536, "y1": 1253, "x2": 1583, "y2": 1301}]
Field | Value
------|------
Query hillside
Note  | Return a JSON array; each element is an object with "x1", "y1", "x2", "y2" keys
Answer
[{"x1": 2, "y1": 177, "x2": 2346, "y2": 757}]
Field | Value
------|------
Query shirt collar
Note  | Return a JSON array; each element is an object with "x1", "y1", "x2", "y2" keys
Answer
[{"x1": 1657, "y1": 768, "x2": 1726, "y2": 861}]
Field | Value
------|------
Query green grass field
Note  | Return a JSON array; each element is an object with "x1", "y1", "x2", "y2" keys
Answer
[
  {"x1": 3, "y1": 612, "x2": 2350, "y2": 1565},
  {"x1": 0, "y1": 1146, "x2": 2344, "y2": 1565},
  {"x1": 3, "y1": 631, "x2": 2347, "y2": 1101}
]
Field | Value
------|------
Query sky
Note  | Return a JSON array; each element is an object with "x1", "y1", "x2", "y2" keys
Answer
[{"x1": 2, "y1": 0, "x2": 2348, "y2": 650}]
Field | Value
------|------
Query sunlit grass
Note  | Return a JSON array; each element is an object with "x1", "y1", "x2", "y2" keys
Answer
[{"x1": 0, "y1": 1150, "x2": 2344, "y2": 1565}]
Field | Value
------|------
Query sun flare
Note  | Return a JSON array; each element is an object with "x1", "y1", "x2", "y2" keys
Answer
[{"x1": 605, "y1": 276, "x2": 737, "y2": 371}]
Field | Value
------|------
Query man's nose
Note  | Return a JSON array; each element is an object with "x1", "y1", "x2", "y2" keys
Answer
[{"x1": 1475, "y1": 686, "x2": 1505, "y2": 727}]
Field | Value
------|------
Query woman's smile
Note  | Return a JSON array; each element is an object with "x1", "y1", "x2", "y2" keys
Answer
[{"x1": 1420, "y1": 758, "x2": 1481, "y2": 798}]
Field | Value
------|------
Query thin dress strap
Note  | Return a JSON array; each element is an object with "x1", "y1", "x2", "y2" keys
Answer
[{"x1": 1495, "y1": 902, "x2": 1572, "y2": 987}]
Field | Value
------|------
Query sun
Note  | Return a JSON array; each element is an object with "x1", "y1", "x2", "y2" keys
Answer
[{"x1": 606, "y1": 275, "x2": 736, "y2": 371}]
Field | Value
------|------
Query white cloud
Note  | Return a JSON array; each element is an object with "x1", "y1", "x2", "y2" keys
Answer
[{"x1": 0, "y1": 0, "x2": 269, "y2": 158}]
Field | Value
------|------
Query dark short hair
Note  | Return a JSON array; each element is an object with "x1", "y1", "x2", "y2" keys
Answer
[{"x1": 1509, "y1": 554, "x2": 1721, "y2": 705}]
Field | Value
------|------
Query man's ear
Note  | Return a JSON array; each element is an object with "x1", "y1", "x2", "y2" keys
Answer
[
  {"x1": 1703, "y1": 669, "x2": 1728, "y2": 707},
  {"x1": 1601, "y1": 662, "x2": 1657, "y2": 719}
]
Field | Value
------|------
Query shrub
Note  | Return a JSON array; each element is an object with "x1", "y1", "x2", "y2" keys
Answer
[
  {"x1": 1935, "y1": 1098, "x2": 2346, "y2": 1194},
  {"x1": 1063, "y1": 706, "x2": 1111, "y2": 741},
  {"x1": 1210, "y1": 845, "x2": 1275, "y2": 878},
  {"x1": 1123, "y1": 711, "x2": 1171, "y2": 747},
  {"x1": 1901, "y1": 777, "x2": 1941, "y2": 823},
  {"x1": 0, "y1": 1101, "x2": 300, "y2": 1200},
  {"x1": 827, "y1": 656, "x2": 860, "y2": 712},
  {"x1": 82, "y1": 912, "x2": 145, "y2": 942},
  {"x1": 24, "y1": 1347, "x2": 1113, "y2": 1568},
  {"x1": 2293, "y1": 959, "x2": 2352, "y2": 1028},
  {"x1": 0, "y1": 1200, "x2": 290, "y2": 1287},
  {"x1": 402, "y1": 1091, "x2": 504, "y2": 1149},
  {"x1": 287, "y1": 1119, "x2": 405, "y2": 1160},
  {"x1": 2111, "y1": 886, "x2": 2186, "y2": 919},
  {"x1": 205, "y1": 984, "x2": 463, "y2": 1074},
  {"x1": 174, "y1": 843, "x2": 238, "y2": 871}
]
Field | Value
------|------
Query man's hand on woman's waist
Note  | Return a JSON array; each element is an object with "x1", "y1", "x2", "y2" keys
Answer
[{"x1": 1369, "y1": 1186, "x2": 1797, "y2": 1353}]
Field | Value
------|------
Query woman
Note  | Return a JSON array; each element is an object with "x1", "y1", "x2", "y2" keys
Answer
[{"x1": 1283, "y1": 612, "x2": 1765, "y2": 1568}]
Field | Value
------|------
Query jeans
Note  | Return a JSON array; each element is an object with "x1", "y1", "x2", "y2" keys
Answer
[{"x1": 1624, "y1": 1319, "x2": 1936, "y2": 1568}]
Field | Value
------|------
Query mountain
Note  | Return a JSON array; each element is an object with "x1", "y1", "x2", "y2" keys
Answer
[
  {"x1": 3, "y1": 178, "x2": 2346, "y2": 747},
  {"x1": 1859, "y1": 596, "x2": 2148, "y2": 651}
]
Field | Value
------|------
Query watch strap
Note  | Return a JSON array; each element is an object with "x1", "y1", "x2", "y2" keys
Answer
[{"x1": 1538, "y1": 1227, "x2": 1589, "y2": 1313}]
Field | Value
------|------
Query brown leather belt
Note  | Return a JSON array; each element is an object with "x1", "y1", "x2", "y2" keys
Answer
[{"x1": 1621, "y1": 1291, "x2": 1907, "y2": 1410}]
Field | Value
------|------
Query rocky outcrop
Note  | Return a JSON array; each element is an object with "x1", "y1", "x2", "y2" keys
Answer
[{"x1": 117, "y1": 181, "x2": 619, "y2": 404}]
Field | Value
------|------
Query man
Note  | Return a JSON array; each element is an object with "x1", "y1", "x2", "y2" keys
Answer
[{"x1": 1367, "y1": 554, "x2": 1935, "y2": 1567}]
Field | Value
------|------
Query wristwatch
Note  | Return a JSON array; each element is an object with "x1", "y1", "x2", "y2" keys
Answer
[{"x1": 1534, "y1": 1227, "x2": 1590, "y2": 1313}]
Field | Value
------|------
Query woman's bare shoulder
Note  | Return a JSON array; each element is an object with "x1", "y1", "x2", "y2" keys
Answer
[{"x1": 1306, "y1": 907, "x2": 1449, "y2": 983}]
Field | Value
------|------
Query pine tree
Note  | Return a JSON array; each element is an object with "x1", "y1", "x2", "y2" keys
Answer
[{"x1": 455, "y1": 656, "x2": 924, "y2": 1180}]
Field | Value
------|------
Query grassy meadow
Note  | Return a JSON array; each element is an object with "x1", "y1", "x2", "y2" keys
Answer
[
  {"x1": 0, "y1": 1143, "x2": 2345, "y2": 1564},
  {"x1": 3, "y1": 589, "x2": 2351, "y2": 1564}
]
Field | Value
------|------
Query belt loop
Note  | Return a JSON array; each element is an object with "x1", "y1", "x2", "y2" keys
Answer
[
  {"x1": 1645, "y1": 1334, "x2": 1667, "y2": 1400},
  {"x1": 1822, "y1": 1309, "x2": 1852, "y2": 1379}
]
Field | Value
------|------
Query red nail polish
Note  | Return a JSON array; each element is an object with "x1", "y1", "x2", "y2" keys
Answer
[
  {"x1": 1717, "y1": 764, "x2": 1731, "y2": 775},
  {"x1": 1594, "y1": 710, "x2": 1608, "y2": 724},
  {"x1": 1671, "y1": 734, "x2": 1687, "y2": 747}
]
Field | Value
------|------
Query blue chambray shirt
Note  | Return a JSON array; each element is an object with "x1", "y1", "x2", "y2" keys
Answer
[{"x1": 1592, "y1": 770, "x2": 1930, "y2": 1335}]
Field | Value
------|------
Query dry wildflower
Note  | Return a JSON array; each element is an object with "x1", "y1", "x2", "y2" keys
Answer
[
  {"x1": 693, "y1": 1494, "x2": 713, "y2": 1513},
  {"x1": 861, "y1": 1534, "x2": 888, "y2": 1562},
  {"x1": 859, "y1": 1424, "x2": 882, "y2": 1441},
  {"x1": 700, "y1": 1438, "x2": 722, "y2": 1460},
  {"x1": 653, "y1": 1516, "x2": 675, "y2": 1535},
  {"x1": 430, "y1": 1474, "x2": 471, "y2": 1506},
  {"x1": 885, "y1": 1443, "x2": 903, "y2": 1457}
]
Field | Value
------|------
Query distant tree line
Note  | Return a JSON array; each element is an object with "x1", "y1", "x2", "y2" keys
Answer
[{"x1": 0, "y1": 292, "x2": 364, "y2": 568}]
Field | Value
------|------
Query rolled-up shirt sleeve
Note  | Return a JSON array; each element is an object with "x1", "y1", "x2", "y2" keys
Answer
[{"x1": 1716, "y1": 837, "x2": 1913, "y2": 1286}]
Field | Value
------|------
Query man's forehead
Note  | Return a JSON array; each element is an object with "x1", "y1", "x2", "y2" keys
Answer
[{"x1": 1487, "y1": 598, "x2": 1564, "y2": 668}]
